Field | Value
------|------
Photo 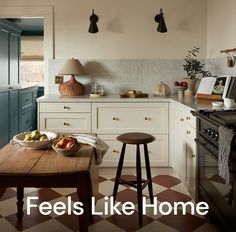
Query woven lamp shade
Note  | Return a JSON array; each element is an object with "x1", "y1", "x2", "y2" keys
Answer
[{"x1": 58, "y1": 58, "x2": 86, "y2": 96}]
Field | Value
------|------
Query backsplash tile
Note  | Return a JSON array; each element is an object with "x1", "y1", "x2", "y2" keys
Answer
[{"x1": 48, "y1": 59, "x2": 186, "y2": 95}]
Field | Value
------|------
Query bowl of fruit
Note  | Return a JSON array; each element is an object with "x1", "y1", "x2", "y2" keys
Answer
[
  {"x1": 52, "y1": 137, "x2": 80, "y2": 156},
  {"x1": 11, "y1": 130, "x2": 57, "y2": 149}
]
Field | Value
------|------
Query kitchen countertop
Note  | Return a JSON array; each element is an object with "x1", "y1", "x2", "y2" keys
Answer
[{"x1": 37, "y1": 94, "x2": 221, "y2": 111}]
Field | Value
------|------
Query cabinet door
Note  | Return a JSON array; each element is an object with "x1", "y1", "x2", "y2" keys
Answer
[
  {"x1": 9, "y1": 89, "x2": 19, "y2": 139},
  {"x1": 186, "y1": 137, "x2": 197, "y2": 201},
  {"x1": 9, "y1": 33, "x2": 20, "y2": 85},
  {"x1": 0, "y1": 92, "x2": 9, "y2": 148},
  {"x1": 173, "y1": 104, "x2": 186, "y2": 182},
  {"x1": 0, "y1": 29, "x2": 9, "y2": 85}
]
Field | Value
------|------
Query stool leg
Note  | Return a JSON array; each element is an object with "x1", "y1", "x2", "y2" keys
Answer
[
  {"x1": 113, "y1": 143, "x2": 126, "y2": 202},
  {"x1": 136, "y1": 144, "x2": 143, "y2": 226},
  {"x1": 144, "y1": 143, "x2": 154, "y2": 204}
]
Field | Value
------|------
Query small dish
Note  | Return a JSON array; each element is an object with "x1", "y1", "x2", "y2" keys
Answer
[
  {"x1": 52, "y1": 142, "x2": 80, "y2": 156},
  {"x1": 89, "y1": 93, "x2": 102, "y2": 98}
]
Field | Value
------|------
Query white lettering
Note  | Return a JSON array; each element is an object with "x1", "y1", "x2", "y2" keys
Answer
[
  {"x1": 39, "y1": 202, "x2": 52, "y2": 215},
  {"x1": 122, "y1": 202, "x2": 135, "y2": 215},
  {"x1": 159, "y1": 202, "x2": 172, "y2": 215},
  {"x1": 142, "y1": 197, "x2": 158, "y2": 215},
  {"x1": 53, "y1": 202, "x2": 66, "y2": 216},
  {"x1": 73, "y1": 201, "x2": 84, "y2": 215},
  {"x1": 91, "y1": 196, "x2": 102, "y2": 215},
  {"x1": 196, "y1": 202, "x2": 209, "y2": 215},
  {"x1": 173, "y1": 201, "x2": 195, "y2": 215},
  {"x1": 26, "y1": 197, "x2": 38, "y2": 215}
]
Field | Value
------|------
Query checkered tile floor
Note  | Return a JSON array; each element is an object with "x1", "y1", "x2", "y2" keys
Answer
[{"x1": 0, "y1": 168, "x2": 219, "y2": 232}]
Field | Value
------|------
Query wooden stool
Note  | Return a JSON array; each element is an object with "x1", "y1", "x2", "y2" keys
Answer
[{"x1": 113, "y1": 132, "x2": 155, "y2": 225}]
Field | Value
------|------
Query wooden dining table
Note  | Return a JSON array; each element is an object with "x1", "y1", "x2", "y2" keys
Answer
[{"x1": 0, "y1": 143, "x2": 99, "y2": 232}]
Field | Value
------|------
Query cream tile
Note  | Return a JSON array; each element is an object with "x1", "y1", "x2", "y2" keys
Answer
[
  {"x1": 0, "y1": 218, "x2": 19, "y2": 232},
  {"x1": 99, "y1": 180, "x2": 125, "y2": 196},
  {"x1": 143, "y1": 183, "x2": 167, "y2": 196},
  {"x1": 22, "y1": 219, "x2": 71, "y2": 232},
  {"x1": 136, "y1": 221, "x2": 178, "y2": 232},
  {"x1": 170, "y1": 183, "x2": 191, "y2": 196},
  {"x1": 51, "y1": 188, "x2": 76, "y2": 196},
  {"x1": 0, "y1": 197, "x2": 26, "y2": 216},
  {"x1": 89, "y1": 220, "x2": 125, "y2": 232}
]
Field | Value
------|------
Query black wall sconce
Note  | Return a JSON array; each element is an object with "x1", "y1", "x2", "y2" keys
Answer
[
  {"x1": 154, "y1": 8, "x2": 167, "y2": 33},
  {"x1": 88, "y1": 9, "x2": 99, "y2": 33}
]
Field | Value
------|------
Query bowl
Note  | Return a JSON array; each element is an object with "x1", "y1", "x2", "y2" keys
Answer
[
  {"x1": 11, "y1": 131, "x2": 58, "y2": 149},
  {"x1": 52, "y1": 142, "x2": 80, "y2": 156}
]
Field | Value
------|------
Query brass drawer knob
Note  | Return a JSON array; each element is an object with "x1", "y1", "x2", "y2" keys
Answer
[
  {"x1": 186, "y1": 130, "x2": 191, "y2": 135},
  {"x1": 186, "y1": 116, "x2": 191, "y2": 120},
  {"x1": 113, "y1": 150, "x2": 119, "y2": 153},
  {"x1": 64, "y1": 106, "x2": 70, "y2": 110},
  {"x1": 63, "y1": 122, "x2": 70, "y2": 126},
  {"x1": 112, "y1": 117, "x2": 119, "y2": 121},
  {"x1": 145, "y1": 117, "x2": 151, "y2": 121},
  {"x1": 180, "y1": 118, "x2": 184, "y2": 122}
]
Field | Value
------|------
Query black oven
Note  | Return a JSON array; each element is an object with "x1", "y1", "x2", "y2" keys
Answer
[{"x1": 193, "y1": 110, "x2": 236, "y2": 232}]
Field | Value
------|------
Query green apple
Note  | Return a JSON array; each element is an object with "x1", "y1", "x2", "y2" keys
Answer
[{"x1": 24, "y1": 133, "x2": 33, "y2": 141}]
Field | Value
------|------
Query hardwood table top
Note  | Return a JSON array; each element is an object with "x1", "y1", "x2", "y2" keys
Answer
[{"x1": 0, "y1": 143, "x2": 95, "y2": 176}]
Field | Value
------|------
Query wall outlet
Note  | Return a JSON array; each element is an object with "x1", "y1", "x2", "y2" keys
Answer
[{"x1": 55, "y1": 75, "x2": 64, "y2": 84}]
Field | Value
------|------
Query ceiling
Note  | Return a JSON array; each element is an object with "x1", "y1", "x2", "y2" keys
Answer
[{"x1": 7, "y1": 18, "x2": 44, "y2": 36}]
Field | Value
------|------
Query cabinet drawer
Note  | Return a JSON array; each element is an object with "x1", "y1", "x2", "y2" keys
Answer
[
  {"x1": 40, "y1": 102, "x2": 91, "y2": 113},
  {"x1": 184, "y1": 108, "x2": 196, "y2": 129},
  {"x1": 39, "y1": 113, "x2": 91, "y2": 133},
  {"x1": 184, "y1": 124, "x2": 196, "y2": 142},
  {"x1": 92, "y1": 103, "x2": 168, "y2": 134},
  {"x1": 20, "y1": 110, "x2": 33, "y2": 132},
  {"x1": 99, "y1": 134, "x2": 168, "y2": 167},
  {"x1": 21, "y1": 92, "x2": 33, "y2": 110}
]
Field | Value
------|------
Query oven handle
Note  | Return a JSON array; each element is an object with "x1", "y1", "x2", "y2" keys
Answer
[{"x1": 194, "y1": 138, "x2": 217, "y2": 157}]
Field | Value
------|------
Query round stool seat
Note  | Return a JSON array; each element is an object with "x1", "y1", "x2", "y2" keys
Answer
[{"x1": 117, "y1": 132, "x2": 155, "y2": 144}]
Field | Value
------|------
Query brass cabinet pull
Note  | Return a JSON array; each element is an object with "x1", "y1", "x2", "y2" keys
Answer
[
  {"x1": 186, "y1": 116, "x2": 191, "y2": 120},
  {"x1": 63, "y1": 122, "x2": 70, "y2": 126},
  {"x1": 145, "y1": 117, "x2": 151, "y2": 121},
  {"x1": 113, "y1": 149, "x2": 119, "y2": 153},
  {"x1": 112, "y1": 117, "x2": 119, "y2": 121},
  {"x1": 192, "y1": 154, "x2": 196, "y2": 158},
  {"x1": 64, "y1": 106, "x2": 70, "y2": 110},
  {"x1": 186, "y1": 130, "x2": 191, "y2": 135},
  {"x1": 180, "y1": 118, "x2": 184, "y2": 122}
]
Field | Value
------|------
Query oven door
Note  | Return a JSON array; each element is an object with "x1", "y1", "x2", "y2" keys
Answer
[{"x1": 196, "y1": 137, "x2": 232, "y2": 203}]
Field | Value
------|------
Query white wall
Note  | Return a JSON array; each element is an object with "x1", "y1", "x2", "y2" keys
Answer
[
  {"x1": 207, "y1": 0, "x2": 236, "y2": 59},
  {"x1": 0, "y1": 0, "x2": 207, "y2": 59}
]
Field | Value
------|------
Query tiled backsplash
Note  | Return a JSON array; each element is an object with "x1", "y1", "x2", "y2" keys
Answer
[
  {"x1": 48, "y1": 58, "x2": 236, "y2": 95},
  {"x1": 48, "y1": 59, "x2": 186, "y2": 95}
]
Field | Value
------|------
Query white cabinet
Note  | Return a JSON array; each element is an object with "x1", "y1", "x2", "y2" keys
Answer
[
  {"x1": 38, "y1": 102, "x2": 91, "y2": 133},
  {"x1": 92, "y1": 103, "x2": 168, "y2": 134},
  {"x1": 173, "y1": 103, "x2": 197, "y2": 200},
  {"x1": 92, "y1": 102, "x2": 169, "y2": 167}
]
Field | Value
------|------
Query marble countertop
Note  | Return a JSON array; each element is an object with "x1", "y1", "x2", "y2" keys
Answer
[{"x1": 37, "y1": 93, "x2": 221, "y2": 111}]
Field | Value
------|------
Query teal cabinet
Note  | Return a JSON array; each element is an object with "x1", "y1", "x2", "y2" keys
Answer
[
  {"x1": 0, "y1": 91, "x2": 9, "y2": 148},
  {"x1": 9, "y1": 89, "x2": 19, "y2": 139},
  {"x1": 19, "y1": 87, "x2": 38, "y2": 133},
  {"x1": 0, "y1": 29, "x2": 9, "y2": 85}
]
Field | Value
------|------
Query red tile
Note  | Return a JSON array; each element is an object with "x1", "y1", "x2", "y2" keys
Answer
[
  {"x1": 25, "y1": 188, "x2": 62, "y2": 203},
  {"x1": 6, "y1": 208, "x2": 52, "y2": 231},
  {"x1": 56, "y1": 212, "x2": 103, "y2": 231},
  {"x1": 152, "y1": 175, "x2": 181, "y2": 188},
  {"x1": 106, "y1": 210, "x2": 154, "y2": 232},
  {"x1": 157, "y1": 189, "x2": 192, "y2": 205},
  {"x1": 98, "y1": 176, "x2": 108, "y2": 183},
  {"x1": 111, "y1": 175, "x2": 145, "y2": 188},
  {"x1": 158, "y1": 210, "x2": 205, "y2": 232},
  {"x1": 0, "y1": 188, "x2": 16, "y2": 201},
  {"x1": 115, "y1": 189, "x2": 138, "y2": 204}
]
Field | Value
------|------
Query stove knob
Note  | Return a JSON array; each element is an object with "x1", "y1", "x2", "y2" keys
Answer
[{"x1": 206, "y1": 129, "x2": 211, "y2": 135}]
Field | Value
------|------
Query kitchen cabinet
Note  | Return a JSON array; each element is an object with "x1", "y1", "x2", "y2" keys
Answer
[
  {"x1": 0, "y1": 88, "x2": 19, "y2": 148},
  {"x1": 0, "y1": 19, "x2": 21, "y2": 85},
  {"x1": 19, "y1": 87, "x2": 38, "y2": 133},
  {"x1": 39, "y1": 102, "x2": 91, "y2": 133},
  {"x1": 92, "y1": 102, "x2": 169, "y2": 167},
  {"x1": 38, "y1": 100, "x2": 169, "y2": 167},
  {"x1": 172, "y1": 102, "x2": 197, "y2": 200}
]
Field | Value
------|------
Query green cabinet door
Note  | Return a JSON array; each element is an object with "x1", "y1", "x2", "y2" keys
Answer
[
  {"x1": 0, "y1": 91, "x2": 9, "y2": 148},
  {"x1": 9, "y1": 89, "x2": 19, "y2": 139},
  {"x1": 9, "y1": 33, "x2": 20, "y2": 85},
  {"x1": 0, "y1": 29, "x2": 9, "y2": 85}
]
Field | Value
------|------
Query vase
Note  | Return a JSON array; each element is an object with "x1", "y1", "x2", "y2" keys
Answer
[{"x1": 185, "y1": 79, "x2": 197, "y2": 96}]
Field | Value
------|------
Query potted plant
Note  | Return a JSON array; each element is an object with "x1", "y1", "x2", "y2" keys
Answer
[{"x1": 183, "y1": 47, "x2": 211, "y2": 95}]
